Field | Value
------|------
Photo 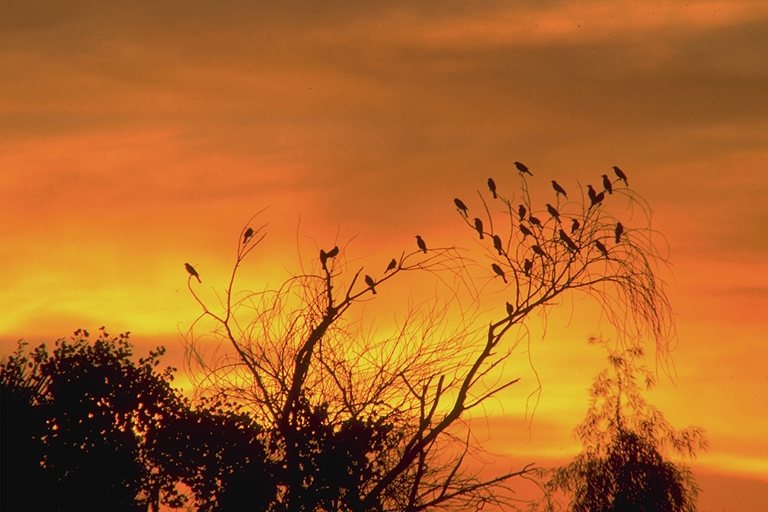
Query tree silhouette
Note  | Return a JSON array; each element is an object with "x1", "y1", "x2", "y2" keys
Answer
[
  {"x1": 0, "y1": 329, "x2": 273, "y2": 512},
  {"x1": 543, "y1": 340, "x2": 707, "y2": 512},
  {"x1": 185, "y1": 168, "x2": 671, "y2": 511}
]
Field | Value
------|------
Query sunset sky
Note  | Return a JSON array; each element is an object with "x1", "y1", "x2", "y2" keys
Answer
[{"x1": 1, "y1": 1, "x2": 767, "y2": 509}]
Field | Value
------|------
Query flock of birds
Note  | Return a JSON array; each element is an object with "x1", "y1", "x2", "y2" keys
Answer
[
  {"x1": 184, "y1": 163, "x2": 630, "y2": 298},
  {"x1": 452, "y1": 162, "x2": 630, "y2": 286}
]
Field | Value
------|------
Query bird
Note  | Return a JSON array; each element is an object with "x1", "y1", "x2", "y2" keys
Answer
[
  {"x1": 474, "y1": 218, "x2": 484, "y2": 239},
  {"x1": 491, "y1": 263, "x2": 507, "y2": 283},
  {"x1": 587, "y1": 184, "x2": 598, "y2": 204},
  {"x1": 184, "y1": 263, "x2": 201, "y2": 283},
  {"x1": 532, "y1": 244, "x2": 546, "y2": 257},
  {"x1": 416, "y1": 235, "x2": 428, "y2": 253},
  {"x1": 506, "y1": 301, "x2": 514, "y2": 316},
  {"x1": 454, "y1": 198, "x2": 469, "y2": 217},
  {"x1": 519, "y1": 223, "x2": 533, "y2": 238},
  {"x1": 552, "y1": 180, "x2": 568, "y2": 198},
  {"x1": 364, "y1": 275, "x2": 377, "y2": 294},
  {"x1": 487, "y1": 178, "x2": 497, "y2": 198},
  {"x1": 546, "y1": 203, "x2": 559, "y2": 220},
  {"x1": 559, "y1": 229, "x2": 579, "y2": 252},
  {"x1": 320, "y1": 249, "x2": 328, "y2": 268},
  {"x1": 615, "y1": 222, "x2": 624, "y2": 243},
  {"x1": 613, "y1": 166, "x2": 628, "y2": 185},
  {"x1": 326, "y1": 246, "x2": 339, "y2": 258},
  {"x1": 602, "y1": 174, "x2": 613, "y2": 195},
  {"x1": 595, "y1": 241, "x2": 609, "y2": 257},
  {"x1": 518, "y1": 204, "x2": 527, "y2": 221},
  {"x1": 571, "y1": 218, "x2": 581, "y2": 233},
  {"x1": 588, "y1": 185, "x2": 604, "y2": 207},
  {"x1": 529, "y1": 215, "x2": 542, "y2": 227},
  {"x1": 243, "y1": 227, "x2": 254, "y2": 245},
  {"x1": 523, "y1": 258, "x2": 533, "y2": 276},
  {"x1": 492, "y1": 234, "x2": 503, "y2": 255},
  {"x1": 515, "y1": 161, "x2": 533, "y2": 176},
  {"x1": 385, "y1": 258, "x2": 397, "y2": 273}
]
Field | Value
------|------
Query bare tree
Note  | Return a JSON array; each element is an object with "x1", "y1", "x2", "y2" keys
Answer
[{"x1": 184, "y1": 169, "x2": 671, "y2": 511}]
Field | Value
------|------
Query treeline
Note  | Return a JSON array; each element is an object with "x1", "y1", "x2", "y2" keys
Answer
[{"x1": 1, "y1": 329, "x2": 272, "y2": 511}]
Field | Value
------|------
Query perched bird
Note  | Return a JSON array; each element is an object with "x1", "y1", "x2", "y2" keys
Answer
[
  {"x1": 492, "y1": 234, "x2": 503, "y2": 255},
  {"x1": 613, "y1": 166, "x2": 628, "y2": 185},
  {"x1": 559, "y1": 229, "x2": 579, "y2": 252},
  {"x1": 364, "y1": 275, "x2": 377, "y2": 294},
  {"x1": 532, "y1": 244, "x2": 546, "y2": 257},
  {"x1": 491, "y1": 263, "x2": 507, "y2": 283},
  {"x1": 529, "y1": 215, "x2": 542, "y2": 227},
  {"x1": 184, "y1": 263, "x2": 201, "y2": 283},
  {"x1": 546, "y1": 203, "x2": 559, "y2": 220},
  {"x1": 385, "y1": 258, "x2": 397, "y2": 273},
  {"x1": 595, "y1": 241, "x2": 609, "y2": 257},
  {"x1": 506, "y1": 301, "x2": 514, "y2": 316},
  {"x1": 588, "y1": 185, "x2": 604, "y2": 207},
  {"x1": 571, "y1": 218, "x2": 581, "y2": 233},
  {"x1": 473, "y1": 218, "x2": 484, "y2": 239},
  {"x1": 454, "y1": 198, "x2": 469, "y2": 217},
  {"x1": 243, "y1": 227, "x2": 254, "y2": 245},
  {"x1": 523, "y1": 258, "x2": 533, "y2": 276},
  {"x1": 515, "y1": 161, "x2": 533, "y2": 176},
  {"x1": 519, "y1": 223, "x2": 533, "y2": 238},
  {"x1": 518, "y1": 204, "x2": 527, "y2": 221},
  {"x1": 321, "y1": 246, "x2": 339, "y2": 269},
  {"x1": 416, "y1": 235, "x2": 428, "y2": 253},
  {"x1": 487, "y1": 178, "x2": 497, "y2": 198},
  {"x1": 552, "y1": 180, "x2": 568, "y2": 198},
  {"x1": 615, "y1": 222, "x2": 624, "y2": 243},
  {"x1": 602, "y1": 174, "x2": 613, "y2": 195}
]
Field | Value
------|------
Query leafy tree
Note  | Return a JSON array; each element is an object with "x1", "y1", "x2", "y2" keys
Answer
[
  {"x1": 0, "y1": 329, "x2": 274, "y2": 512},
  {"x1": 185, "y1": 168, "x2": 673, "y2": 511},
  {"x1": 544, "y1": 339, "x2": 707, "y2": 512}
]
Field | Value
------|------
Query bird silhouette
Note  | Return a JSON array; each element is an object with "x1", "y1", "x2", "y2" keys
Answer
[
  {"x1": 506, "y1": 301, "x2": 514, "y2": 316},
  {"x1": 571, "y1": 218, "x2": 580, "y2": 233},
  {"x1": 615, "y1": 222, "x2": 624, "y2": 243},
  {"x1": 532, "y1": 244, "x2": 546, "y2": 257},
  {"x1": 613, "y1": 166, "x2": 628, "y2": 185},
  {"x1": 416, "y1": 235, "x2": 428, "y2": 253},
  {"x1": 552, "y1": 180, "x2": 568, "y2": 198},
  {"x1": 487, "y1": 178, "x2": 497, "y2": 198},
  {"x1": 243, "y1": 227, "x2": 254, "y2": 245},
  {"x1": 529, "y1": 215, "x2": 542, "y2": 227},
  {"x1": 518, "y1": 204, "x2": 527, "y2": 221},
  {"x1": 602, "y1": 174, "x2": 613, "y2": 195},
  {"x1": 474, "y1": 218, "x2": 484, "y2": 239},
  {"x1": 454, "y1": 198, "x2": 469, "y2": 217},
  {"x1": 559, "y1": 229, "x2": 579, "y2": 252},
  {"x1": 519, "y1": 223, "x2": 533, "y2": 238},
  {"x1": 588, "y1": 185, "x2": 604, "y2": 207},
  {"x1": 184, "y1": 263, "x2": 201, "y2": 283},
  {"x1": 492, "y1": 234, "x2": 503, "y2": 255},
  {"x1": 595, "y1": 241, "x2": 609, "y2": 257},
  {"x1": 546, "y1": 203, "x2": 559, "y2": 220},
  {"x1": 491, "y1": 263, "x2": 507, "y2": 283},
  {"x1": 515, "y1": 161, "x2": 533, "y2": 176},
  {"x1": 320, "y1": 249, "x2": 328, "y2": 268},
  {"x1": 364, "y1": 275, "x2": 377, "y2": 294},
  {"x1": 523, "y1": 258, "x2": 533, "y2": 276},
  {"x1": 326, "y1": 246, "x2": 339, "y2": 258},
  {"x1": 386, "y1": 258, "x2": 397, "y2": 272}
]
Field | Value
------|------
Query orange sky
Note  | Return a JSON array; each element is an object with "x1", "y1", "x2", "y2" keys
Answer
[{"x1": 2, "y1": 1, "x2": 767, "y2": 510}]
